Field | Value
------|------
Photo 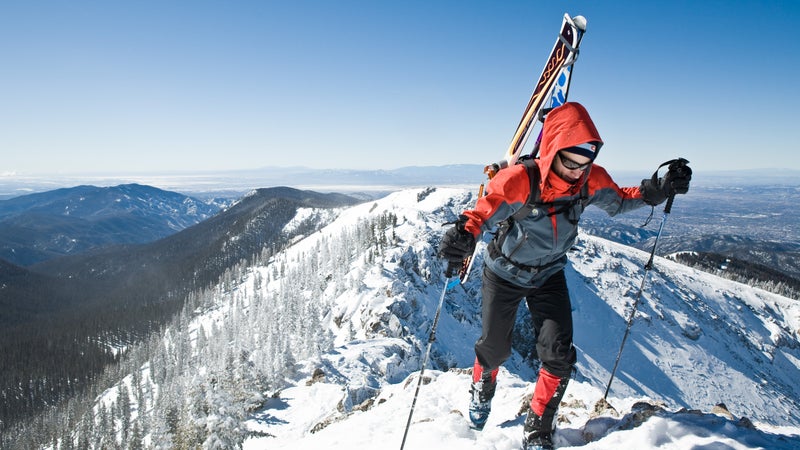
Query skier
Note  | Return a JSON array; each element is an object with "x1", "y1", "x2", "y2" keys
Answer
[{"x1": 438, "y1": 102, "x2": 691, "y2": 449}]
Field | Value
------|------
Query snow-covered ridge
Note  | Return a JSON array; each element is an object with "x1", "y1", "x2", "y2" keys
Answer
[
  {"x1": 281, "y1": 207, "x2": 345, "y2": 241},
  {"x1": 73, "y1": 187, "x2": 800, "y2": 449},
  {"x1": 246, "y1": 187, "x2": 799, "y2": 448},
  {"x1": 567, "y1": 236, "x2": 800, "y2": 422}
]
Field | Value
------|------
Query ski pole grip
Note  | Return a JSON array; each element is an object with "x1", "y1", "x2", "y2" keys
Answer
[
  {"x1": 664, "y1": 193, "x2": 675, "y2": 214},
  {"x1": 658, "y1": 157, "x2": 688, "y2": 215}
]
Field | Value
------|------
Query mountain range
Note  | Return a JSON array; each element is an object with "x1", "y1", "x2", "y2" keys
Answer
[
  {"x1": 4, "y1": 166, "x2": 798, "y2": 201},
  {"x1": 13, "y1": 186, "x2": 797, "y2": 449},
  {"x1": 0, "y1": 183, "x2": 221, "y2": 266},
  {"x1": 0, "y1": 186, "x2": 361, "y2": 444}
]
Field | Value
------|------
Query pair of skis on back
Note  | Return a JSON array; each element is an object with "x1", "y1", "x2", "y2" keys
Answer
[{"x1": 457, "y1": 13, "x2": 588, "y2": 285}]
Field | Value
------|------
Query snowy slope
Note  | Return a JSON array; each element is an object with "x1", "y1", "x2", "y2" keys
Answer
[
  {"x1": 246, "y1": 369, "x2": 800, "y2": 450},
  {"x1": 74, "y1": 187, "x2": 800, "y2": 449},
  {"x1": 235, "y1": 187, "x2": 800, "y2": 449}
]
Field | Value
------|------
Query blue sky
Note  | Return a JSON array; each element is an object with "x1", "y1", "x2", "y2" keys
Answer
[{"x1": 1, "y1": 1, "x2": 798, "y2": 175}]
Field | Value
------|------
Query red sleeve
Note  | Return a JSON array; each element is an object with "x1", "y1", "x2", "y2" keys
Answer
[{"x1": 462, "y1": 164, "x2": 531, "y2": 237}]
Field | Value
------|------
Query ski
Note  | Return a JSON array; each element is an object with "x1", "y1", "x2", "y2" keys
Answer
[
  {"x1": 458, "y1": 13, "x2": 587, "y2": 283},
  {"x1": 485, "y1": 13, "x2": 586, "y2": 179}
]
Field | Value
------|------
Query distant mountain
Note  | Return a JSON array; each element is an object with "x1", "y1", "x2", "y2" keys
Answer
[
  {"x1": 0, "y1": 165, "x2": 489, "y2": 199},
  {"x1": 0, "y1": 187, "x2": 361, "y2": 436},
  {"x1": 2, "y1": 187, "x2": 361, "y2": 328},
  {"x1": 0, "y1": 183, "x2": 221, "y2": 266},
  {"x1": 195, "y1": 164, "x2": 486, "y2": 190},
  {"x1": 29, "y1": 187, "x2": 359, "y2": 284},
  {"x1": 3, "y1": 167, "x2": 799, "y2": 199}
]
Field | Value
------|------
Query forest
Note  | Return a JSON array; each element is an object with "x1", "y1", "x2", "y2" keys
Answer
[
  {"x1": 0, "y1": 188, "x2": 361, "y2": 448},
  {"x1": 669, "y1": 251, "x2": 800, "y2": 300},
  {"x1": 1, "y1": 211, "x2": 398, "y2": 449}
]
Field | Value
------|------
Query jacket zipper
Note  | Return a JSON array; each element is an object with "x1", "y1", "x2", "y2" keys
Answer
[{"x1": 506, "y1": 230, "x2": 528, "y2": 260}]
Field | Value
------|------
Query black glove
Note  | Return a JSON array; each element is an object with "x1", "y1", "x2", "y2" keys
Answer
[
  {"x1": 437, "y1": 214, "x2": 476, "y2": 277},
  {"x1": 664, "y1": 160, "x2": 691, "y2": 194},
  {"x1": 640, "y1": 158, "x2": 692, "y2": 206}
]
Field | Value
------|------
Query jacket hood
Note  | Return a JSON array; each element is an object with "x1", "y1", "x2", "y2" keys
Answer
[{"x1": 537, "y1": 102, "x2": 603, "y2": 199}]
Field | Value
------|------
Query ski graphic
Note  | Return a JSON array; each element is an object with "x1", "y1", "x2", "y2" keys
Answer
[{"x1": 485, "y1": 13, "x2": 586, "y2": 179}]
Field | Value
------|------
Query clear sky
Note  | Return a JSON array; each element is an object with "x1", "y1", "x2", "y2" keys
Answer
[{"x1": 1, "y1": 0, "x2": 798, "y2": 175}]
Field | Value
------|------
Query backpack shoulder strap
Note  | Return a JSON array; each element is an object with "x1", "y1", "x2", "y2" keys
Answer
[
  {"x1": 510, "y1": 159, "x2": 541, "y2": 222},
  {"x1": 509, "y1": 160, "x2": 591, "y2": 222},
  {"x1": 580, "y1": 174, "x2": 590, "y2": 206}
]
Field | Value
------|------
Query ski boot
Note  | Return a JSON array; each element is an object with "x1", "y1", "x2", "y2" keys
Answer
[
  {"x1": 521, "y1": 410, "x2": 554, "y2": 450},
  {"x1": 468, "y1": 364, "x2": 497, "y2": 430}
]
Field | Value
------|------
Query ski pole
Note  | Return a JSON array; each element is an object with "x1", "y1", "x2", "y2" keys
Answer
[
  {"x1": 400, "y1": 275, "x2": 459, "y2": 450},
  {"x1": 603, "y1": 158, "x2": 688, "y2": 400},
  {"x1": 401, "y1": 185, "x2": 483, "y2": 445},
  {"x1": 603, "y1": 193, "x2": 674, "y2": 400}
]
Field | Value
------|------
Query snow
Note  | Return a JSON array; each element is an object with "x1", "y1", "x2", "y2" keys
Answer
[
  {"x1": 236, "y1": 187, "x2": 800, "y2": 449},
  {"x1": 281, "y1": 206, "x2": 343, "y2": 236},
  {"x1": 70, "y1": 186, "x2": 800, "y2": 449},
  {"x1": 244, "y1": 368, "x2": 800, "y2": 450}
]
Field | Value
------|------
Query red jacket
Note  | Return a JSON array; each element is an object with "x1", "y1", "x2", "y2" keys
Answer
[{"x1": 461, "y1": 102, "x2": 645, "y2": 288}]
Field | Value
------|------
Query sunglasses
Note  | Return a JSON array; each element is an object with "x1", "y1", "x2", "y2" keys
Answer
[{"x1": 558, "y1": 152, "x2": 592, "y2": 171}]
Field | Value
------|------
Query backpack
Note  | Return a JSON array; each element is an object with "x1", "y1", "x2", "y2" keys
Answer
[{"x1": 487, "y1": 158, "x2": 591, "y2": 272}]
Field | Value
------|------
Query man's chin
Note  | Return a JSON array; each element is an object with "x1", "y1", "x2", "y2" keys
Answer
[{"x1": 558, "y1": 174, "x2": 580, "y2": 184}]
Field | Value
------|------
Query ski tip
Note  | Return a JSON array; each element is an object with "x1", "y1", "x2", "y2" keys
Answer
[{"x1": 572, "y1": 15, "x2": 587, "y2": 31}]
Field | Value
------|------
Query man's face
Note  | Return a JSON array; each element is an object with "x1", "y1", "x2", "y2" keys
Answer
[{"x1": 553, "y1": 151, "x2": 592, "y2": 183}]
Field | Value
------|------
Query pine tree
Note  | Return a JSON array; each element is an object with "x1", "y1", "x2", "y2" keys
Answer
[
  {"x1": 201, "y1": 381, "x2": 245, "y2": 450},
  {"x1": 76, "y1": 416, "x2": 91, "y2": 450},
  {"x1": 117, "y1": 385, "x2": 132, "y2": 445},
  {"x1": 128, "y1": 421, "x2": 144, "y2": 450}
]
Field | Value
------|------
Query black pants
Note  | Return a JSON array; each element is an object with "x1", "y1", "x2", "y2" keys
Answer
[{"x1": 474, "y1": 267, "x2": 576, "y2": 378}]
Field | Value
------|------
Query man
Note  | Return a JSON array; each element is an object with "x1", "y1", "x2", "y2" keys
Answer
[{"x1": 438, "y1": 102, "x2": 691, "y2": 449}]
